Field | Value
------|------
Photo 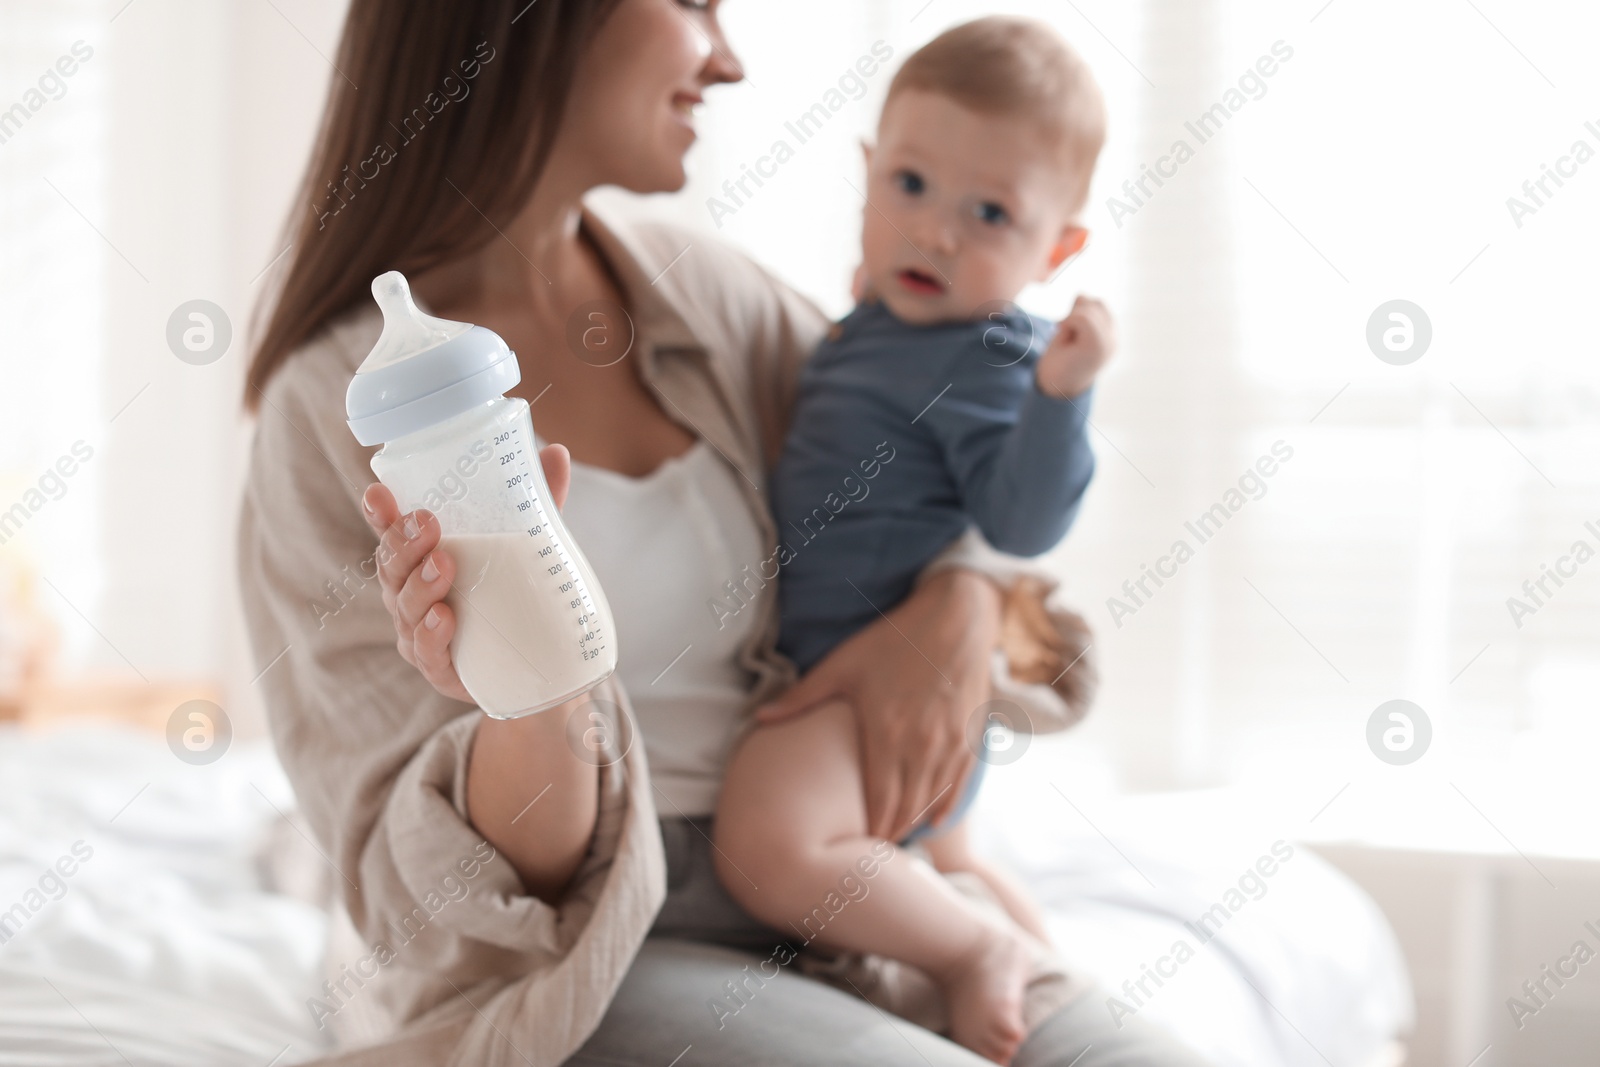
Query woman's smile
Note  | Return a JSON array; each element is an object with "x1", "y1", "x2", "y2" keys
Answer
[{"x1": 669, "y1": 91, "x2": 703, "y2": 136}]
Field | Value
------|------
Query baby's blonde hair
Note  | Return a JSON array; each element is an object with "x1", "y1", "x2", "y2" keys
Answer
[{"x1": 885, "y1": 17, "x2": 1107, "y2": 214}]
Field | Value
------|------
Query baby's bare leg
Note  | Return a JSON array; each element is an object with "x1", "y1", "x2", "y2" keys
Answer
[
  {"x1": 921, "y1": 821, "x2": 1052, "y2": 946},
  {"x1": 715, "y1": 699, "x2": 1036, "y2": 1064}
]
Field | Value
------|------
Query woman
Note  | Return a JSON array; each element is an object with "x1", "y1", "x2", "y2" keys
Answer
[{"x1": 238, "y1": 1, "x2": 1212, "y2": 1064}]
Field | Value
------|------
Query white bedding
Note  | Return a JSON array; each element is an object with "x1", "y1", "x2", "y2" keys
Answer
[
  {"x1": 969, "y1": 756, "x2": 1413, "y2": 1066},
  {"x1": 0, "y1": 723, "x2": 333, "y2": 1066},
  {"x1": 0, "y1": 722, "x2": 1410, "y2": 1066}
]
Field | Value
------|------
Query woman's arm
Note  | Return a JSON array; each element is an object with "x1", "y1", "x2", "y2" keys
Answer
[
  {"x1": 465, "y1": 707, "x2": 597, "y2": 903},
  {"x1": 756, "y1": 566, "x2": 1003, "y2": 841},
  {"x1": 362, "y1": 444, "x2": 600, "y2": 903}
]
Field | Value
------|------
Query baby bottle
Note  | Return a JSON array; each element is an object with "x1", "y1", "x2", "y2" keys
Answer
[{"x1": 345, "y1": 271, "x2": 617, "y2": 718}]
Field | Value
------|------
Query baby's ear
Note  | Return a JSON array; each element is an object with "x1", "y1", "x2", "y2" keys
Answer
[{"x1": 1043, "y1": 226, "x2": 1090, "y2": 279}]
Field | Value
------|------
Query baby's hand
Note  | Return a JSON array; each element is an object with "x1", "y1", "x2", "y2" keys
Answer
[{"x1": 1036, "y1": 295, "x2": 1115, "y2": 399}]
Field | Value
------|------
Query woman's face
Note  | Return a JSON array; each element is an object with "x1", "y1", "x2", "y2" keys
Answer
[{"x1": 561, "y1": 0, "x2": 743, "y2": 192}]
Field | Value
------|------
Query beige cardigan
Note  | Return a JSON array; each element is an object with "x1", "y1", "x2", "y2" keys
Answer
[{"x1": 237, "y1": 201, "x2": 1099, "y2": 1066}]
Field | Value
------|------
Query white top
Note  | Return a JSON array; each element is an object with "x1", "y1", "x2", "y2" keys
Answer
[{"x1": 554, "y1": 439, "x2": 766, "y2": 816}]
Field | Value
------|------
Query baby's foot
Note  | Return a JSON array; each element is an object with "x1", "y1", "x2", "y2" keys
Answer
[{"x1": 935, "y1": 924, "x2": 1036, "y2": 1065}]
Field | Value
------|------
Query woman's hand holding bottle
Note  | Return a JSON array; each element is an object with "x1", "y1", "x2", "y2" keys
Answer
[{"x1": 360, "y1": 443, "x2": 573, "y2": 704}]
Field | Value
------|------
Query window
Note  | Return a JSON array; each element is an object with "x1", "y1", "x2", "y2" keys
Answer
[
  {"x1": 0, "y1": 1, "x2": 107, "y2": 670},
  {"x1": 659, "y1": 1, "x2": 1600, "y2": 846}
]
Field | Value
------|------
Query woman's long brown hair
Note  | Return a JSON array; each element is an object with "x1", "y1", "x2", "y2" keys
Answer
[{"x1": 243, "y1": 0, "x2": 621, "y2": 412}]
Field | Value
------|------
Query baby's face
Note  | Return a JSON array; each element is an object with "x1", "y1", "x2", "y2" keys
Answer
[{"x1": 861, "y1": 89, "x2": 1084, "y2": 326}]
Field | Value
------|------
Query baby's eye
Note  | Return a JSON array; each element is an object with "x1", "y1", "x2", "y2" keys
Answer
[
  {"x1": 973, "y1": 201, "x2": 1010, "y2": 226},
  {"x1": 676, "y1": 0, "x2": 712, "y2": 10},
  {"x1": 893, "y1": 170, "x2": 926, "y2": 196}
]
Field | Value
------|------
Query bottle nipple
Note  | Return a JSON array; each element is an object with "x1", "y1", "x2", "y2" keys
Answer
[{"x1": 359, "y1": 270, "x2": 473, "y2": 374}]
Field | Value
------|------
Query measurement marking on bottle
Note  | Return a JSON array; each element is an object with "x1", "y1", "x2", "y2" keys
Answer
[{"x1": 501, "y1": 432, "x2": 607, "y2": 659}]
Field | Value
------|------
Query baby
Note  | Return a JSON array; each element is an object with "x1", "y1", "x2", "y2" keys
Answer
[{"x1": 713, "y1": 17, "x2": 1112, "y2": 1066}]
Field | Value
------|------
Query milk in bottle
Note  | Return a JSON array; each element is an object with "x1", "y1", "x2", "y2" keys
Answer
[{"x1": 345, "y1": 271, "x2": 617, "y2": 717}]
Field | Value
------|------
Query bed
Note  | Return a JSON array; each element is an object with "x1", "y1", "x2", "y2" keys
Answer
[
  {"x1": 0, "y1": 721, "x2": 1410, "y2": 1065},
  {"x1": 0, "y1": 722, "x2": 332, "y2": 1066}
]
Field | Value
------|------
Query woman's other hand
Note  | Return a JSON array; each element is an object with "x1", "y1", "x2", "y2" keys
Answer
[
  {"x1": 755, "y1": 567, "x2": 1002, "y2": 841},
  {"x1": 361, "y1": 443, "x2": 572, "y2": 704}
]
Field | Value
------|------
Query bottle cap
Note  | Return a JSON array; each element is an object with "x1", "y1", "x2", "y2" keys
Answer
[{"x1": 345, "y1": 271, "x2": 521, "y2": 446}]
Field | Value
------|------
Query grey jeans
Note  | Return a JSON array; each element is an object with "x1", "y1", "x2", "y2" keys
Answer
[{"x1": 564, "y1": 817, "x2": 1214, "y2": 1066}]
